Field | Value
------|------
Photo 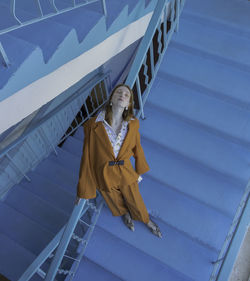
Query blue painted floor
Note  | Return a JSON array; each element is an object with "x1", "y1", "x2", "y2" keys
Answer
[{"x1": 1, "y1": 0, "x2": 250, "y2": 280}]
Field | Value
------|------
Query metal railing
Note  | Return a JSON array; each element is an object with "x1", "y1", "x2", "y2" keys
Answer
[
  {"x1": 0, "y1": 0, "x2": 106, "y2": 67},
  {"x1": 0, "y1": 72, "x2": 110, "y2": 199},
  {"x1": 125, "y1": 0, "x2": 185, "y2": 119},
  {"x1": 19, "y1": 197, "x2": 104, "y2": 281},
  {"x1": 210, "y1": 183, "x2": 250, "y2": 281},
  {"x1": 0, "y1": 0, "x2": 107, "y2": 36}
]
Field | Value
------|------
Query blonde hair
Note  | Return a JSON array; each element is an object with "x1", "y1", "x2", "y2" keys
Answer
[{"x1": 104, "y1": 84, "x2": 135, "y2": 126}]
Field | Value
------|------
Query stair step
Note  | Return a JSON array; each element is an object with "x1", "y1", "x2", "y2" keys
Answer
[
  {"x1": 173, "y1": 16, "x2": 250, "y2": 72},
  {"x1": 73, "y1": 256, "x2": 123, "y2": 281},
  {"x1": 73, "y1": 125, "x2": 84, "y2": 141},
  {"x1": 160, "y1": 46, "x2": 250, "y2": 108},
  {"x1": 140, "y1": 135, "x2": 243, "y2": 217},
  {"x1": 141, "y1": 175, "x2": 231, "y2": 251},
  {"x1": 0, "y1": 33, "x2": 38, "y2": 92},
  {"x1": 148, "y1": 76, "x2": 250, "y2": 148},
  {"x1": 5, "y1": 184, "x2": 68, "y2": 234},
  {"x1": 85, "y1": 225, "x2": 194, "y2": 281},
  {"x1": 62, "y1": 135, "x2": 83, "y2": 158},
  {"x1": 35, "y1": 157, "x2": 77, "y2": 193},
  {"x1": 20, "y1": 172, "x2": 75, "y2": 214},
  {"x1": 93, "y1": 207, "x2": 217, "y2": 281},
  {"x1": 9, "y1": 18, "x2": 72, "y2": 62},
  {"x1": 0, "y1": 203, "x2": 54, "y2": 255},
  {"x1": 184, "y1": 0, "x2": 250, "y2": 37},
  {"x1": 49, "y1": 146, "x2": 81, "y2": 174},
  {"x1": 0, "y1": 233, "x2": 35, "y2": 281},
  {"x1": 141, "y1": 103, "x2": 250, "y2": 184},
  {"x1": 49, "y1": 5, "x2": 102, "y2": 42}
]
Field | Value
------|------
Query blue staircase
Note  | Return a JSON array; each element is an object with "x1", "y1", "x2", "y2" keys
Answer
[{"x1": 1, "y1": 0, "x2": 250, "y2": 280}]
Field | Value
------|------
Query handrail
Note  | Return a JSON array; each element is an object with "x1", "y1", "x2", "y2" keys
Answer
[
  {"x1": 126, "y1": 0, "x2": 168, "y2": 88},
  {"x1": 18, "y1": 200, "x2": 88, "y2": 281},
  {"x1": 44, "y1": 200, "x2": 87, "y2": 281},
  {"x1": 0, "y1": 0, "x2": 107, "y2": 36},
  {"x1": 125, "y1": 0, "x2": 184, "y2": 119},
  {"x1": 210, "y1": 184, "x2": 250, "y2": 280}
]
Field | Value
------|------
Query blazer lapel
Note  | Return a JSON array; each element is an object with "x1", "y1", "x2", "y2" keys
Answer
[{"x1": 94, "y1": 121, "x2": 115, "y2": 159}]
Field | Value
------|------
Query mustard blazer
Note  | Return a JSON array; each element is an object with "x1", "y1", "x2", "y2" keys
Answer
[{"x1": 77, "y1": 116, "x2": 150, "y2": 199}]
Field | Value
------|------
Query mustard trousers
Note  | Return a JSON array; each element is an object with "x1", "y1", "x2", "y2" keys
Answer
[{"x1": 99, "y1": 181, "x2": 150, "y2": 224}]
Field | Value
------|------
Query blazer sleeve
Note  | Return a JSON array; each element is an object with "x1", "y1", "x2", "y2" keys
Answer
[
  {"x1": 77, "y1": 121, "x2": 97, "y2": 199},
  {"x1": 132, "y1": 119, "x2": 150, "y2": 175}
]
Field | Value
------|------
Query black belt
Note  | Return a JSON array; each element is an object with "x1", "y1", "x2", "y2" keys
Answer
[{"x1": 109, "y1": 160, "x2": 124, "y2": 166}]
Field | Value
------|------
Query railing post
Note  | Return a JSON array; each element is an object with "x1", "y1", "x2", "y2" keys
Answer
[
  {"x1": 101, "y1": 0, "x2": 107, "y2": 17},
  {"x1": 0, "y1": 42, "x2": 10, "y2": 68},
  {"x1": 175, "y1": 0, "x2": 180, "y2": 32},
  {"x1": 45, "y1": 199, "x2": 86, "y2": 281}
]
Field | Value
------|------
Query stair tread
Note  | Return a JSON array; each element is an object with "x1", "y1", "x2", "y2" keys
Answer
[
  {"x1": 141, "y1": 103, "x2": 250, "y2": 183},
  {"x1": 91, "y1": 207, "x2": 216, "y2": 281},
  {"x1": 0, "y1": 233, "x2": 35, "y2": 281},
  {"x1": 141, "y1": 175, "x2": 231, "y2": 251},
  {"x1": 149, "y1": 76, "x2": 250, "y2": 147},
  {"x1": 49, "y1": 145, "x2": 81, "y2": 173},
  {"x1": 161, "y1": 46, "x2": 250, "y2": 106},
  {"x1": 140, "y1": 135, "x2": 243, "y2": 217},
  {"x1": 62, "y1": 135, "x2": 83, "y2": 158},
  {"x1": 74, "y1": 256, "x2": 123, "y2": 281},
  {"x1": 49, "y1": 6, "x2": 103, "y2": 42},
  {"x1": 5, "y1": 184, "x2": 68, "y2": 234},
  {"x1": 173, "y1": 16, "x2": 250, "y2": 70},
  {"x1": 35, "y1": 157, "x2": 77, "y2": 192},
  {"x1": 0, "y1": 33, "x2": 38, "y2": 92},
  {"x1": 10, "y1": 18, "x2": 72, "y2": 62},
  {"x1": 85, "y1": 224, "x2": 195, "y2": 281},
  {"x1": 73, "y1": 126, "x2": 84, "y2": 141},
  {"x1": 0, "y1": 203, "x2": 54, "y2": 255},
  {"x1": 184, "y1": 0, "x2": 250, "y2": 34},
  {"x1": 20, "y1": 172, "x2": 75, "y2": 214}
]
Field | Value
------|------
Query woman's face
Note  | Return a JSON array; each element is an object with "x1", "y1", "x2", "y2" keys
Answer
[{"x1": 111, "y1": 86, "x2": 131, "y2": 109}]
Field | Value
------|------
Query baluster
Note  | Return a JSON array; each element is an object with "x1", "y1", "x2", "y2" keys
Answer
[
  {"x1": 143, "y1": 57, "x2": 149, "y2": 87},
  {"x1": 135, "y1": 77, "x2": 145, "y2": 119},
  {"x1": 0, "y1": 42, "x2": 10, "y2": 68},
  {"x1": 93, "y1": 86, "x2": 99, "y2": 107},
  {"x1": 156, "y1": 24, "x2": 163, "y2": 59},
  {"x1": 49, "y1": 0, "x2": 58, "y2": 12},
  {"x1": 149, "y1": 43, "x2": 155, "y2": 79},
  {"x1": 36, "y1": 0, "x2": 44, "y2": 17},
  {"x1": 39, "y1": 126, "x2": 58, "y2": 155},
  {"x1": 162, "y1": 6, "x2": 167, "y2": 47},
  {"x1": 175, "y1": 0, "x2": 180, "y2": 32},
  {"x1": 37, "y1": 268, "x2": 46, "y2": 279},
  {"x1": 10, "y1": 0, "x2": 22, "y2": 24},
  {"x1": 6, "y1": 152, "x2": 31, "y2": 182},
  {"x1": 101, "y1": 0, "x2": 107, "y2": 16}
]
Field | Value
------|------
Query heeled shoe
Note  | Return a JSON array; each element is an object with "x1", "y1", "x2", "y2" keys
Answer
[
  {"x1": 147, "y1": 219, "x2": 162, "y2": 238},
  {"x1": 122, "y1": 213, "x2": 135, "y2": 232}
]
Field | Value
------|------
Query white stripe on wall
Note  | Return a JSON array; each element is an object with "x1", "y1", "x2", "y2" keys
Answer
[{"x1": 0, "y1": 12, "x2": 152, "y2": 135}]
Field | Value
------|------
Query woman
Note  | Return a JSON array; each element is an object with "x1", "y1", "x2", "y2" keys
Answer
[{"x1": 76, "y1": 84, "x2": 162, "y2": 238}]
